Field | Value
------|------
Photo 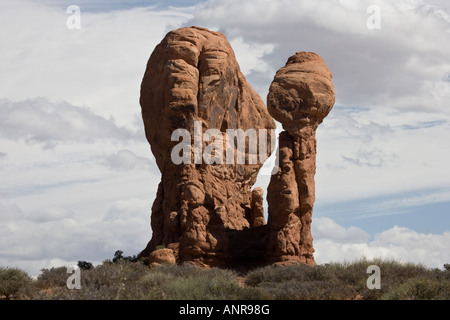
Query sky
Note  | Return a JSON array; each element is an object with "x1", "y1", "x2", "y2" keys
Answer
[{"x1": 1, "y1": 0, "x2": 449, "y2": 276}]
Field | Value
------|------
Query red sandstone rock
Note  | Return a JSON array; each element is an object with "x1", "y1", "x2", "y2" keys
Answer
[
  {"x1": 250, "y1": 187, "x2": 265, "y2": 227},
  {"x1": 139, "y1": 26, "x2": 276, "y2": 266},
  {"x1": 139, "y1": 28, "x2": 334, "y2": 269},
  {"x1": 148, "y1": 248, "x2": 176, "y2": 268},
  {"x1": 267, "y1": 52, "x2": 335, "y2": 137},
  {"x1": 266, "y1": 52, "x2": 335, "y2": 266}
]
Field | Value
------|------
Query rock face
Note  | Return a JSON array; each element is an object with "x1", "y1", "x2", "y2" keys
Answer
[
  {"x1": 266, "y1": 52, "x2": 335, "y2": 265},
  {"x1": 250, "y1": 187, "x2": 265, "y2": 227},
  {"x1": 139, "y1": 26, "x2": 276, "y2": 267},
  {"x1": 148, "y1": 248, "x2": 176, "y2": 268}
]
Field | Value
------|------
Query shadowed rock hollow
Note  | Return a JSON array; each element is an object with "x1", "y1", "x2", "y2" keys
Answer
[{"x1": 138, "y1": 26, "x2": 335, "y2": 269}]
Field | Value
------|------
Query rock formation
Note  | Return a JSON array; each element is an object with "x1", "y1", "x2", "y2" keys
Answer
[
  {"x1": 266, "y1": 52, "x2": 335, "y2": 265},
  {"x1": 138, "y1": 26, "x2": 335, "y2": 269},
  {"x1": 148, "y1": 248, "x2": 176, "y2": 269},
  {"x1": 139, "y1": 26, "x2": 276, "y2": 267}
]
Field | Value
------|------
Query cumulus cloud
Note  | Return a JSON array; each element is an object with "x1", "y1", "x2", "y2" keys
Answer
[
  {"x1": 313, "y1": 218, "x2": 450, "y2": 269},
  {"x1": 315, "y1": 106, "x2": 450, "y2": 203},
  {"x1": 28, "y1": 206, "x2": 74, "y2": 223},
  {"x1": 229, "y1": 37, "x2": 275, "y2": 76},
  {"x1": 0, "y1": 0, "x2": 193, "y2": 126},
  {"x1": 190, "y1": 0, "x2": 450, "y2": 113},
  {"x1": 102, "y1": 198, "x2": 150, "y2": 222},
  {"x1": 0, "y1": 98, "x2": 139, "y2": 149},
  {"x1": 102, "y1": 149, "x2": 154, "y2": 172},
  {"x1": 341, "y1": 146, "x2": 397, "y2": 168},
  {"x1": 0, "y1": 203, "x2": 25, "y2": 221},
  {"x1": 43, "y1": 0, "x2": 200, "y2": 12},
  {"x1": 313, "y1": 217, "x2": 370, "y2": 243},
  {"x1": 0, "y1": 200, "x2": 151, "y2": 276}
]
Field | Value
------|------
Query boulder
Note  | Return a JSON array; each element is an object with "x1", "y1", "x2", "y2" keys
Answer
[{"x1": 148, "y1": 248, "x2": 176, "y2": 268}]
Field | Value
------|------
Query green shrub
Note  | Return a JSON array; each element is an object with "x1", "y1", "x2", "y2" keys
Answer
[
  {"x1": 0, "y1": 266, "x2": 33, "y2": 299},
  {"x1": 77, "y1": 261, "x2": 93, "y2": 270},
  {"x1": 112, "y1": 250, "x2": 138, "y2": 263}
]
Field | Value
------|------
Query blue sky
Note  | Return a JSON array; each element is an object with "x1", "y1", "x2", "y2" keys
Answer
[{"x1": 1, "y1": 0, "x2": 450, "y2": 276}]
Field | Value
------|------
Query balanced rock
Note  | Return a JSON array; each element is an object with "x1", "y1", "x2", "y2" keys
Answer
[
  {"x1": 139, "y1": 26, "x2": 276, "y2": 266},
  {"x1": 267, "y1": 52, "x2": 335, "y2": 136},
  {"x1": 266, "y1": 52, "x2": 335, "y2": 265}
]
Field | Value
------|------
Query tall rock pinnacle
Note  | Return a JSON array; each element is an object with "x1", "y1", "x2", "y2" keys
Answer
[{"x1": 266, "y1": 52, "x2": 335, "y2": 265}]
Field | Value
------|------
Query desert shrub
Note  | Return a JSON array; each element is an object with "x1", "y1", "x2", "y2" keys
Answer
[
  {"x1": 0, "y1": 267, "x2": 34, "y2": 299},
  {"x1": 244, "y1": 263, "x2": 356, "y2": 299},
  {"x1": 35, "y1": 266, "x2": 68, "y2": 289},
  {"x1": 158, "y1": 264, "x2": 243, "y2": 299},
  {"x1": 252, "y1": 279, "x2": 356, "y2": 300},
  {"x1": 322, "y1": 258, "x2": 436, "y2": 299},
  {"x1": 32, "y1": 261, "x2": 248, "y2": 300},
  {"x1": 245, "y1": 263, "x2": 332, "y2": 287},
  {"x1": 33, "y1": 260, "x2": 149, "y2": 299},
  {"x1": 70, "y1": 259, "x2": 149, "y2": 299},
  {"x1": 243, "y1": 258, "x2": 446, "y2": 300},
  {"x1": 382, "y1": 277, "x2": 450, "y2": 300}
]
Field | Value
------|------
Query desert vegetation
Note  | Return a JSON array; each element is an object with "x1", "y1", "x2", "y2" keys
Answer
[{"x1": 1, "y1": 255, "x2": 449, "y2": 300}]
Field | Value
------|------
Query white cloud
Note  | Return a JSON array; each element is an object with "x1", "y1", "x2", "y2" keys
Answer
[
  {"x1": 0, "y1": 200, "x2": 151, "y2": 276},
  {"x1": 102, "y1": 198, "x2": 150, "y2": 222},
  {"x1": 190, "y1": 0, "x2": 450, "y2": 114},
  {"x1": 0, "y1": 203, "x2": 25, "y2": 220},
  {"x1": 102, "y1": 149, "x2": 154, "y2": 172},
  {"x1": 0, "y1": 98, "x2": 138, "y2": 148},
  {"x1": 315, "y1": 106, "x2": 450, "y2": 204},
  {"x1": 313, "y1": 217, "x2": 370, "y2": 243},
  {"x1": 313, "y1": 219, "x2": 450, "y2": 269},
  {"x1": 229, "y1": 37, "x2": 275, "y2": 76},
  {"x1": 28, "y1": 206, "x2": 74, "y2": 223},
  {"x1": 0, "y1": 0, "x2": 193, "y2": 126}
]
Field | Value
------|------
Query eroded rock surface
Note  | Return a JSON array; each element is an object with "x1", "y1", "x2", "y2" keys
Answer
[
  {"x1": 148, "y1": 248, "x2": 176, "y2": 268},
  {"x1": 266, "y1": 52, "x2": 335, "y2": 265},
  {"x1": 139, "y1": 26, "x2": 276, "y2": 266}
]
